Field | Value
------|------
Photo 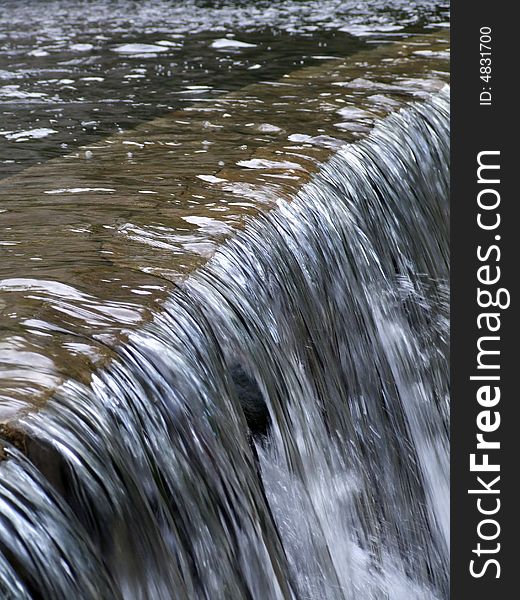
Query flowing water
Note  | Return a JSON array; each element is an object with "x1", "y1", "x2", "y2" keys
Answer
[
  {"x1": 1, "y1": 2, "x2": 449, "y2": 598},
  {"x1": 0, "y1": 0, "x2": 448, "y2": 178},
  {"x1": 0, "y1": 27, "x2": 449, "y2": 414},
  {"x1": 1, "y1": 88, "x2": 449, "y2": 598}
]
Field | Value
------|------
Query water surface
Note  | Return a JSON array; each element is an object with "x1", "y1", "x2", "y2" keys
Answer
[{"x1": 0, "y1": 0, "x2": 448, "y2": 176}]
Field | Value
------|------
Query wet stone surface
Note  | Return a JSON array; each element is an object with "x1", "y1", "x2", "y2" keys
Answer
[{"x1": 0, "y1": 25, "x2": 449, "y2": 421}]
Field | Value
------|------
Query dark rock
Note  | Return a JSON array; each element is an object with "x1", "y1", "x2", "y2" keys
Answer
[{"x1": 230, "y1": 364, "x2": 270, "y2": 437}]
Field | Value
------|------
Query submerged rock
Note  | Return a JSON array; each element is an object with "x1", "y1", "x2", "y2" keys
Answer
[{"x1": 230, "y1": 364, "x2": 270, "y2": 437}]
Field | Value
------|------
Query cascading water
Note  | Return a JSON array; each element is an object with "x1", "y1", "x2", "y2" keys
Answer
[{"x1": 0, "y1": 88, "x2": 449, "y2": 600}]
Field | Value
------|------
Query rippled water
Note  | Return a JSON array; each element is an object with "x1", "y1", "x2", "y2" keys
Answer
[{"x1": 0, "y1": 0, "x2": 448, "y2": 176}]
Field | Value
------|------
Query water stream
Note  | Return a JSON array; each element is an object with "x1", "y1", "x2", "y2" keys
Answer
[{"x1": 1, "y1": 86, "x2": 449, "y2": 599}]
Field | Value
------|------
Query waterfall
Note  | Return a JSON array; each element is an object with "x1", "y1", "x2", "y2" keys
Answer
[{"x1": 0, "y1": 88, "x2": 449, "y2": 600}]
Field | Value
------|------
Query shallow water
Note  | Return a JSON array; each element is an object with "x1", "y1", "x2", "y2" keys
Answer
[
  {"x1": 0, "y1": 0, "x2": 448, "y2": 177},
  {"x1": 0, "y1": 24, "x2": 449, "y2": 414}
]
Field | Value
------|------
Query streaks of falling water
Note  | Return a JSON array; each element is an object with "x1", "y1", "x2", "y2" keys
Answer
[{"x1": 0, "y1": 88, "x2": 449, "y2": 599}]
